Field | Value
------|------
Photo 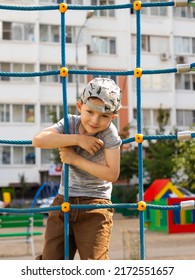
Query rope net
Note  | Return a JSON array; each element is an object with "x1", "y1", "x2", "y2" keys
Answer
[{"x1": 0, "y1": 1, "x2": 195, "y2": 260}]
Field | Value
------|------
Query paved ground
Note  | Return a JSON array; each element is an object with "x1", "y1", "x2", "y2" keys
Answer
[{"x1": 0, "y1": 213, "x2": 195, "y2": 260}]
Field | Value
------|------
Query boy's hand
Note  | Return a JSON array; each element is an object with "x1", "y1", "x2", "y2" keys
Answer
[
  {"x1": 59, "y1": 147, "x2": 76, "y2": 165},
  {"x1": 77, "y1": 135, "x2": 104, "y2": 155}
]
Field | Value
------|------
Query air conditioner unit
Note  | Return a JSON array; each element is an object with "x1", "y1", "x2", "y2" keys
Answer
[
  {"x1": 87, "y1": 44, "x2": 93, "y2": 54},
  {"x1": 176, "y1": 55, "x2": 187, "y2": 64},
  {"x1": 160, "y1": 53, "x2": 169, "y2": 61}
]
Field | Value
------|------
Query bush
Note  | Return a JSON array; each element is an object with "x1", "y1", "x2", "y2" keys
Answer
[{"x1": 112, "y1": 184, "x2": 138, "y2": 203}]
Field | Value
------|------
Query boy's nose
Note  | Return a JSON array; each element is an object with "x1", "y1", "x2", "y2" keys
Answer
[{"x1": 92, "y1": 115, "x2": 99, "y2": 124}]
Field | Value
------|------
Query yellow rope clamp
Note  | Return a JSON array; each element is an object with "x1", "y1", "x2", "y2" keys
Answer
[
  {"x1": 59, "y1": 3, "x2": 68, "y2": 13},
  {"x1": 60, "y1": 67, "x2": 68, "y2": 77},
  {"x1": 135, "y1": 133, "x2": 143, "y2": 143},
  {"x1": 137, "y1": 201, "x2": 147, "y2": 211},
  {"x1": 133, "y1": 1, "x2": 142, "y2": 11},
  {"x1": 134, "y1": 68, "x2": 142, "y2": 78},
  {"x1": 61, "y1": 202, "x2": 70, "y2": 212}
]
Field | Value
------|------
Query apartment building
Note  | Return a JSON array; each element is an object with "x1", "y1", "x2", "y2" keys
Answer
[
  {"x1": 0, "y1": 0, "x2": 195, "y2": 187},
  {"x1": 130, "y1": 4, "x2": 195, "y2": 136}
]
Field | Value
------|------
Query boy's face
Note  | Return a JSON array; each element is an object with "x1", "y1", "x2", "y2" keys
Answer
[{"x1": 77, "y1": 98, "x2": 118, "y2": 135}]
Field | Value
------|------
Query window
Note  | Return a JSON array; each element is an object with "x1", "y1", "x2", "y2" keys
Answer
[
  {"x1": 67, "y1": 65, "x2": 85, "y2": 84},
  {"x1": 0, "y1": 63, "x2": 10, "y2": 81},
  {"x1": 0, "y1": 146, "x2": 10, "y2": 164},
  {"x1": 133, "y1": 109, "x2": 151, "y2": 127},
  {"x1": 150, "y1": 36, "x2": 169, "y2": 53},
  {"x1": 91, "y1": 0, "x2": 115, "y2": 17},
  {"x1": 41, "y1": 104, "x2": 76, "y2": 123},
  {"x1": 92, "y1": 36, "x2": 116, "y2": 54},
  {"x1": 0, "y1": 104, "x2": 35, "y2": 123},
  {"x1": 2, "y1": 21, "x2": 34, "y2": 41},
  {"x1": 41, "y1": 105, "x2": 63, "y2": 123},
  {"x1": 3, "y1": 22, "x2": 11, "y2": 40},
  {"x1": 177, "y1": 110, "x2": 195, "y2": 127},
  {"x1": 13, "y1": 105, "x2": 23, "y2": 122},
  {"x1": 66, "y1": 26, "x2": 72, "y2": 43},
  {"x1": 25, "y1": 105, "x2": 35, "y2": 123},
  {"x1": 92, "y1": 74, "x2": 117, "y2": 83},
  {"x1": 133, "y1": 108, "x2": 171, "y2": 127},
  {"x1": 40, "y1": 64, "x2": 61, "y2": 83},
  {"x1": 150, "y1": 0, "x2": 167, "y2": 16},
  {"x1": 0, "y1": 104, "x2": 10, "y2": 122},
  {"x1": 20, "y1": 146, "x2": 35, "y2": 164},
  {"x1": 132, "y1": 35, "x2": 169, "y2": 53},
  {"x1": 66, "y1": 0, "x2": 83, "y2": 3},
  {"x1": 173, "y1": 6, "x2": 195, "y2": 18},
  {"x1": 66, "y1": 26, "x2": 77, "y2": 44},
  {"x1": 39, "y1": 0, "x2": 83, "y2": 4},
  {"x1": 40, "y1": 24, "x2": 60, "y2": 43},
  {"x1": 133, "y1": 74, "x2": 171, "y2": 91},
  {"x1": 174, "y1": 37, "x2": 190, "y2": 54},
  {"x1": 12, "y1": 63, "x2": 34, "y2": 82},
  {"x1": 0, "y1": 63, "x2": 34, "y2": 82},
  {"x1": 40, "y1": 25, "x2": 48, "y2": 42},
  {"x1": 175, "y1": 74, "x2": 195, "y2": 90},
  {"x1": 142, "y1": 35, "x2": 150, "y2": 52},
  {"x1": 51, "y1": 25, "x2": 60, "y2": 42},
  {"x1": 25, "y1": 147, "x2": 36, "y2": 164},
  {"x1": 131, "y1": 0, "x2": 167, "y2": 16},
  {"x1": 192, "y1": 38, "x2": 195, "y2": 54},
  {"x1": 0, "y1": 146, "x2": 35, "y2": 165},
  {"x1": 13, "y1": 104, "x2": 35, "y2": 123},
  {"x1": 41, "y1": 149, "x2": 53, "y2": 164}
]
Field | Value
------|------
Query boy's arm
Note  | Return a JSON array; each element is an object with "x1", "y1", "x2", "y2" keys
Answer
[
  {"x1": 59, "y1": 146, "x2": 120, "y2": 182},
  {"x1": 32, "y1": 127, "x2": 104, "y2": 155}
]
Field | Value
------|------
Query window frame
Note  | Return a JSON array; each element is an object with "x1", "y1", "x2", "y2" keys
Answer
[
  {"x1": 0, "y1": 145, "x2": 36, "y2": 165},
  {"x1": 2, "y1": 21, "x2": 35, "y2": 41}
]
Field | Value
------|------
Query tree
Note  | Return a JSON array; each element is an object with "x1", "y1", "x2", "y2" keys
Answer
[
  {"x1": 172, "y1": 137, "x2": 195, "y2": 191},
  {"x1": 119, "y1": 149, "x2": 138, "y2": 184},
  {"x1": 144, "y1": 105, "x2": 176, "y2": 184},
  {"x1": 144, "y1": 140, "x2": 176, "y2": 183},
  {"x1": 156, "y1": 104, "x2": 170, "y2": 134},
  {"x1": 118, "y1": 123, "x2": 138, "y2": 183}
]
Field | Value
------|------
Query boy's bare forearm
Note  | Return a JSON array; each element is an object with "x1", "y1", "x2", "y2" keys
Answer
[
  {"x1": 59, "y1": 147, "x2": 120, "y2": 182},
  {"x1": 73, "y1": 154, "x2": 120, "y2": 182},
  {"x1": 32, "y1": 130, "x2": 79, "y2": 149},
  {"x1": 32, "y1": 129, "x2": 104, "y2": 154}
]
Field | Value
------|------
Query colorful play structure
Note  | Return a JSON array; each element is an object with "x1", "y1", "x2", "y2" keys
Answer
[{"x1": 144, "y1": 179, "x2": 195, "y2": 233}]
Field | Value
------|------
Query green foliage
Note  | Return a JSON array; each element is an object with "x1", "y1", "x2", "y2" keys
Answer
[
  {"x1": 144, "y1": 139, "x2": 176, "y2": 184},
  {"x1": 118, "y1": 123, "x2": 139, "y2": 182},
  {"x1": 119, "y1": 149, "x2": 138, "y2": 182},
  {"x1": 172, "y1": 138, "x2": 195, "y2": 191},
  {"x1": 143, "y1": 105, "x2": 177, "y2": 184},
  {"x1": 112, "y1": 184, "x2": 138, "y2": 203},
  {"x1": 18, "y1": 173, "x2": 27, "y2": 196},
  {"x1": 156, "y1": 105, "x2": 170, "y2": 134}
]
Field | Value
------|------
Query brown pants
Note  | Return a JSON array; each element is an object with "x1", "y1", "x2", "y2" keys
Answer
[{"x1": 36, "y1": 194, "x2": 114, "y2": 260}]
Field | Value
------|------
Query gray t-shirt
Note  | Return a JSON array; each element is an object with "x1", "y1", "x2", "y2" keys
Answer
[{"x1": 52, "y1": 114, "x2": 122, "y2": 199}]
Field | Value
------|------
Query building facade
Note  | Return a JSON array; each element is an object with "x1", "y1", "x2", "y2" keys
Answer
[{"x1": 0, "y1": 0, "x2": 195, "y2": 187}]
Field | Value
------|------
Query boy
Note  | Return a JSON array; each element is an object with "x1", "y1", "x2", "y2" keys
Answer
[{"x1": 32, "y1": 78, "x2": 122, "y2": 260}]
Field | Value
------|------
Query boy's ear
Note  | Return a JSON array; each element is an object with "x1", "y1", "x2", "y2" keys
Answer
[
  {"x1": 76, "y1": 101, "x2": 82, "y2": 113},
  {"x1": 112, "y1": 113, "x2": 118, "y2": 120}
]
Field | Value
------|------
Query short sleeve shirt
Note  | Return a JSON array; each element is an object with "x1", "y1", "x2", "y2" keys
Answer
[{"x1": 52, "y1": 115, "x2": 122, "y2": 199}]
